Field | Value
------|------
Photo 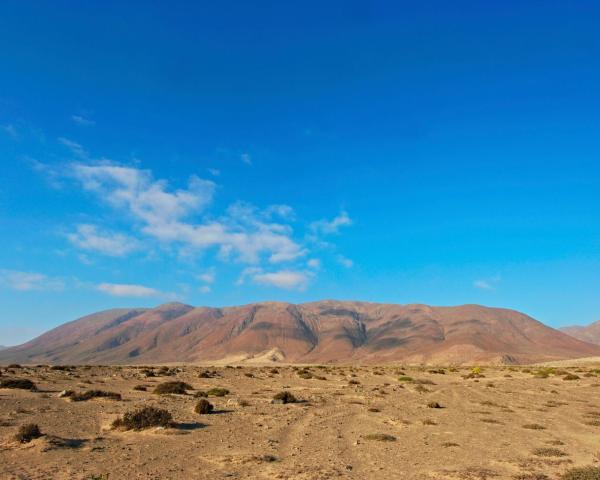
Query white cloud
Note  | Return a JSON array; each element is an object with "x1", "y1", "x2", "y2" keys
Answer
[
  {"x1": 67, "y1": 224, "x2": 139, "y2": 257},
  {"x1": 71, "y1": 115, "x2": 95, "y2": 127},
  {"x1": 70, "y1": 164, "x2": 306, "y2": 265},
  {"x1": 473, "y1": 276, "x2": 501, "y2": 291},
  {"x1": 197, "y1": 268, "x2": 215, "y2": 284},
  {"x1": 199, "y1": 285, "x2": 211, "y2": 294},
  {"x1": 307, "y1": 258, "x2": 321, "y2": 269},
  {"x1": 207, "y1": 168, "x2": 220, "y2": 176},
  {"x1": 265, "y1": 204, "x2": 295, "y2": 221},
  {"x1": 336, "y1": 255, "x2": 354, "y2": 268},
  {"x1": 96, "y1": 283, "x2": 163, "y2": 298},
  {"x1": 252, "y1": 269, "x2": 312, "y2": 291},
  {"x1": 241, "y1": 153, "x2": 252, "y2": 165},
  {"x1": 58, "y1": 137, "x2": 87, "y2": 158},
  {"x1": 310, "y1": 211, "x2": 352, "y2": 235},
  {"x1": 0, "y1": 269, "x2": 64, "y2": 291}
]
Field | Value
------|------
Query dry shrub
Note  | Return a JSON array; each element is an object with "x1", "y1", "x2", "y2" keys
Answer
[
  {"x1": 0, "y1": 378, "x2": 36, "y2": 390},
  {"x1": 272, "y1": 391, "x2": 297, "y2": 404},
  {"x1": 67, "y1": 390, "x2": 121, "y2": 401},
  {"x1": 206, "y1": 387, "x2": 229, "y2": 397},
  {"x1": 364, "y1": 433, "x2": 396, "y2": 441},
  {"x1": 194, "y1": 399, "x2": 214, "y2": 414},
  {"x1": 532, "y1": 447, "x2": 567, "y2": 457},
  {"x1": 112, "y1": 406, "x2": 173, "y2": 430},
  {"x1": 560, "y1": 467, "x2": 600, "y2": 480},
  {"x1": 15, "y1": 423, "x2": 42, "y2": 443},
  {"x1": 522, "y1": 424, "x2": 546, "y2": 430},
  {"x1": 153, "y1": 381, "x2": 193, "y2": 395}
]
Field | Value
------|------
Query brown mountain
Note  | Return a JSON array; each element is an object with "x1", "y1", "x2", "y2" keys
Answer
[
  {"x1": 1, "y1": 300, "x2": 599, "y2": 365},
  {"x1": 560, "y1": 320, "x2": 600, "y2": 345}
]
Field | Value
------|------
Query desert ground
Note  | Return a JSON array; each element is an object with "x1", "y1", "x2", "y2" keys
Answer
[{"x1": 2, "y1": 363, "x2": 600, "y2": 480}]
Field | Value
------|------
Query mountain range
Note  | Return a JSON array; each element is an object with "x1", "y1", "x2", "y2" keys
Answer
[
  {"x1": 1, "y1": 300, "x2": 599, "y2": 365},
  {"x1": 560, "y1": 321, "x2": 600, "y2": 346}
]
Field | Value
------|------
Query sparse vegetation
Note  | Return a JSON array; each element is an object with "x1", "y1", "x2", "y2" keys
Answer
[
  {"x1": 15, "y1": 423, "x2": 42, "y2": 443},
  {"x1": 522, "y1": 424, "x2": 546, "y2": 430},
  {"x1": 0, "y1": 378, "x2": 36, "y2": 390},
  {"x1": 153, "y1": 381, "x2": 193, "y2": 395},
  {"x1": 65, "y1": 390, "x2": 122, "y2": 401},
  {"x1": 206, "y1": 387, "x2": 229, "y2": 397},
  {"x1": 532, "y1": 447, "x2": 567, "y2": 457},
  {"x1": 363, "y1": 433, "x2": 396, "y2": 441},
  {"x1": 560, "y1": 466, "x2": 600, "y2": 479},
  {"x1": 195, "y1": 399, "x2": 214, "y2": 414},
  {"x1": 112, "y1": 406, "x2": 173, "y2": 430},
  {"x1": 272, "y1": 391, "x2": 297, "y2": 404}
]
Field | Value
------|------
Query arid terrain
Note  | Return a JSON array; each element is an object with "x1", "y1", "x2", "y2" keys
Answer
[{"x1": 2, "y1": 363, "x2": 600, "y2": 479}]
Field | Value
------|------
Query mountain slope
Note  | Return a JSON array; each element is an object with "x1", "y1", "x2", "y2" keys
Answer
[
  {"x1": 1, "y1": 301, "x2": 599, "y2": 365},
  {"x1": 560, "y1": 320, "x2": 600, "y2": 345}
]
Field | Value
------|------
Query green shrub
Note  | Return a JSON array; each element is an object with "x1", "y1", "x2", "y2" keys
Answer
[
  {"x1": 112, "y1": 406, "x2": 173, "y2": 430},
  {"x1": 206, "y1": 387, "x2": 229, "y2": 397}
]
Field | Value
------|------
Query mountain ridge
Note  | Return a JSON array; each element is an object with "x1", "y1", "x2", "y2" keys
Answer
[
  {"x1": 560, "y1": 320, "x2": 600, "y2": 345},
  {"x1": 1, "y1": 300, "x2": 599, "y2": 365}
]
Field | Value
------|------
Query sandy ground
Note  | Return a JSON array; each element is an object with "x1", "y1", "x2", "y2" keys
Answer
[{"x1": 2, "y1": 364, "x2": 600, "y2": 479}]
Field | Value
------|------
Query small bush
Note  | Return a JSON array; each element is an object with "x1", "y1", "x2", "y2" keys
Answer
[
  {"x1": 206, "y1": 387, "x2": 229, "y2": 397},
  {"x1": 0, "y1": 378, "x2": 36, "y2": 390},
  {"x1": 560, "y1": 466, "x2": 600, "y2": 480},
  {"x1": 195, "y1": 399, "x2": 214, "y2": 414},
  {"x1": 364, "y1": 433, "x2": 396, "y2": 441},
  {"x1": 7, "y1": 364, "x2": 21, "y2": 369},
  {"x1": 563, "y1": 374, "x2": 580, "y2": 381},
  {"x1": 15, "y1": 423, "x2": 42, "y2": 443},
  {"x1": 133, "y1": 385, "x2": 147, "y2": 391},
  {"x1": 68, "y1": 390, "x2": 121, "y2": 402},
  {"x1": 532, "y1": 447, "x2": 567, "y2": 457},
  {"x1": 153, "y1": 381, "x2": 193, "y2": 395},
  {"x1": 272, "y1": 391, "x2": 297, "y2": 404},
  {"x1": 522, "y1": 424, "x2": 546, "y2": 430},
  {"x1": 112, "y1": 406, "x2": 173, "y2": 430},
  {"x1": 427, "y1": 401, "x2": 442, "y2": 409},
  {"x1": 398, "y1": 376, "x2": 414, "y2": 382}
]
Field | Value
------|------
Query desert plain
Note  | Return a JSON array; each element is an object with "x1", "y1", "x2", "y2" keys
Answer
[{"x1": 2, "y1": 363, "x2": 600, "y2": 480}]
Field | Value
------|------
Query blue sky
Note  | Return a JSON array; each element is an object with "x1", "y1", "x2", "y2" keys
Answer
[{"x1": 1, "y1": 1, "x2": 600, "y2": 345}]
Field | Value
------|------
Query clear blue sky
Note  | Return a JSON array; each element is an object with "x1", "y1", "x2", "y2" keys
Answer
[{"x1": 1, "y1": 1, "x2": 600, "y2": 345}]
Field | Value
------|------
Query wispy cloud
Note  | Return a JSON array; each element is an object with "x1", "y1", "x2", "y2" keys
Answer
[
  {"x1": 473, "y1": 276, "x2": 501, "y2": 291},
  {"x1": 71, "y1": 115, "x2": 95, "y2": 127},
  {"x1": 67, "y1": 224, "x2": 139, "y2": 257},
  {"x1": 307, "y1": 258, "x2": 321, "y2": 269},
  {"x1": 0, "y1": 269, "x2": 65, "y2": 291},
  {"x1": 336, "y1": 255, "x2": 354, "y2": 268},
  {"x1": 197, "y1": 268, "x2": 215, "y2": 284},
  {"x1": 241, "y1": 153, "x2": 252, "y2": 165},
  {"x1": 58, "y1": 137, "x2": 88, "y2": 158},
  {"x1": 2, "y1": 124, "x2": 19, "y2": 139},
  {"x1": 310, "y1": 211, "x2": 352, "y2": 235},
  {"x1": 251, "y1": 269, "x2": 312, "y2": 291},
  {"x1": 207, "y1": 168, "x2": 220, "y2": 177},
  {"x1": 96, "y1": 282, "x2": 166, "y2": 298}
]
